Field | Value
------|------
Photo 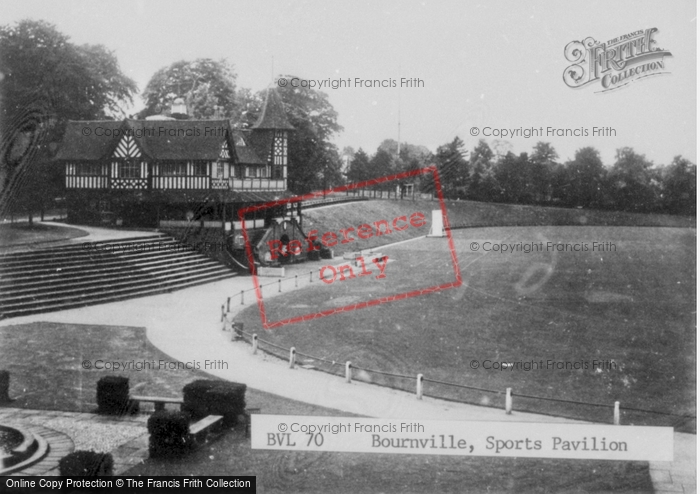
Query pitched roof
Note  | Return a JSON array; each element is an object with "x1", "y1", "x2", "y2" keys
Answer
[
  {"x1": 55, "y1": 119, "x2": 249, "y2": 162},
  {"x1": 245, "y1": 131, "x2": 273, "y2": 165},
  {"x1": 230, "y1": 130, "x2": 265, "y2": 165},
  {"x1": 54, "y1": 121, "x2": 122, "y2": 161},
  {"x1": 235, "y1": 146, "x2": 265, "y2": 165},
  {"x1": 252, "y1": 88, "x2": 294, "y2": 130},
  {"x1": 123, "y1": 119, "x2": 234, "y2": 161}
]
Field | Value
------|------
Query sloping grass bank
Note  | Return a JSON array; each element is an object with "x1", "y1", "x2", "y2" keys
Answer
[{"x1": 302, "y1": 199, "x2": 693, "y2": 256}]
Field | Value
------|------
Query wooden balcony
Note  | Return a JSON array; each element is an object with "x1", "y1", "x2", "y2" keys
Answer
[
  {"x1": 152, "y1": 176, "x2": 209, "y2": 190},
  {"x1": 231, "y1": 178, "x2": 286, "y2": 190},
  {"x1": 65, "y1": 175, "x2": 287, "y2": 192}
]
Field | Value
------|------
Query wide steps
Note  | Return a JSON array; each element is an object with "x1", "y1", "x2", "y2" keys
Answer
[{"x1": 0, "y1": 234, "x2": 236, "y2": 319}]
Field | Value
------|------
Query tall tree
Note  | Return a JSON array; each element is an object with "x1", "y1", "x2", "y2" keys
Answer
[
  {"x1": 608, "y1": 147, "x2": 656, "y2": 212},
  {"x1": 377, "y1": 138, "x2": 431, "y2": 174},
  {"x1": 140, "y1": 59, "x2": 239, "y2": 120},
  {"x1": 564, "y1": 147, "x2": 607, "y2": 208},
  {"x1": 529, "y1": 142, "x2": 558, "y2": 203},
  {"x1": 1, "y1": 20, "x2": 136, "y2": 125},
  {"x1": 431, "y1": 137, "x2": 468, "y2": 198},
  {"x1": 340, "y1": 146, "x2": 355, "y2": 178},
  {"x1": 369, "y1": 148, "x2": 395, "y2": 187},
  {"x1": 468, "y1": 139, "x2": 497, "y2": 201},
  {"x1": 346, "y1": 148, "x2": 371, "y2": 184},
  {"x1": 235, "y1": 87, "x2": 263, "y2": 129},
  {"x1": 661, "y1": 156, "x2": 696, "y2": 215},
  {"x1": 0, "y1": 19, "x2": 137, "y2": 220},
  {"x1": 494, "y1": 151, "x2": 532, "y2": 203}
]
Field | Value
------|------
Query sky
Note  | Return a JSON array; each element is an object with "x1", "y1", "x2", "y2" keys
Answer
[{"x1": 2, "y1": 0, "x2": 697, "y2": 166}]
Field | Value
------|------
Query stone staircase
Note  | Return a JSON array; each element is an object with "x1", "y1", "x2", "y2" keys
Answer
[{"x1": 0, "y1": 234, "x2": 236, "y2": 319}]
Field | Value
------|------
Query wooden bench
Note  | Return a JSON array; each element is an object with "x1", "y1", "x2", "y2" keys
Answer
[
  {"x1": 129, "y1": 395, "x2": 184, "y2": 412},
  {"x1": 189, "y1": 414, "x2": 224, "y2": 446}
]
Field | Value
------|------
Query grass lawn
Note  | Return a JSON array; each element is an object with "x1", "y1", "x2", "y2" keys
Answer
[
  {"x1": 0, "y1": 222, "x2": 87, "y2": 249},
  {"x1": 238, "y1": 226, "x2": 696, "y2": 431},
  {"x1": 0, "y1": 322, "x2": 653, "y2": 492},
  {"x1": 0, "y1": 322, "x2": 349, "y2": 416}
]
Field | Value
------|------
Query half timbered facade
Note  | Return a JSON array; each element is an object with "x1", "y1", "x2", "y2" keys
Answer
[{"x1": 56, "y1": 88, "x2": 296, "y2": 230}]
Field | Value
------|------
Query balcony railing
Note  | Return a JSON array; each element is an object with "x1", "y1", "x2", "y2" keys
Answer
[
  {"x1": 65, "y1": 175, "x2": 287, "y2": 191},
  {"x1": 231, "y1": 178, "x2": 286, "y2": 190},
  {"x1": 66, "y1": 176, "x2": 109, "y2": 189},
  {"x1": 152, "y1": 175, "x2": 209, "y2": 189}
]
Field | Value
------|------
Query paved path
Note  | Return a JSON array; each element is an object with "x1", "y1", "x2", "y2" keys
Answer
[{"x1": 0, "y1": 222, "x2": 695, "y2": 492}]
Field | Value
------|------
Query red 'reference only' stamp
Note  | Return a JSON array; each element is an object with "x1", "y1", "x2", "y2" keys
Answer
[{"x1": 238, "y1": 166, "x2": 462, "y2": 329}]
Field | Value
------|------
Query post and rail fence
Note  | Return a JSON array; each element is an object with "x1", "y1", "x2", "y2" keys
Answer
[{"x1": 220, "y1": 273, "x2": 695, "y2": 431}]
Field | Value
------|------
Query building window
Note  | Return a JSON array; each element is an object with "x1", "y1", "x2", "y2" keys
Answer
[
  {"x1": 118, "y1": 161, "x2": 140, "y2": 178},
  {"x1": 161, "y1": 162, "x2": 186, "y2": 176},
  {"x1": 192, "y1": 161, "x2": 208, "y2": 176},
  {"x1": 76, "y1": 163, "x2": 101, "y2": 175},
  {"x1": 246, "y1": 166, "x2": 267, "y2": 178},
  {"x1": 216, "y1": 161, "x2": 225, "y2": 178}
]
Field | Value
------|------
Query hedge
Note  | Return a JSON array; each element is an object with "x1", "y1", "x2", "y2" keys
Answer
[
  {"x1": 96, "y1": 376, "x2": 130, "y2": 415},
  {"x1": 147, "y1": 410, "x2": 190, "y2": 458},
  {"x1": 59, "y1": 451, "x2": 113, "y2": 476}
]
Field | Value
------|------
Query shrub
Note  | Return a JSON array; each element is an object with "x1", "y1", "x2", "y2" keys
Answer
[
  {"x1": 147, "y1": 410, "x2": 190, "y2": 458},
  {"x1": 182, "y1": 380, "x2": 246, "y2": 427},
  {"x1": 96, "y1": 376, "x2": 130, "y2": 415},
  {"x1": 59, "y1": 451, "x2": 113, "y2": 476}
]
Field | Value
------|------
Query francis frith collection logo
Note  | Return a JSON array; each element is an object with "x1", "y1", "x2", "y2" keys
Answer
[{"x1": 563, "y1": 28, "x2": 672, "y2": 93}]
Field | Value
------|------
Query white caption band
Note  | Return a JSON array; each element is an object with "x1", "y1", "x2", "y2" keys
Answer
[{"x1": 251, "y1": 415, "x2": 673, "y2": 461}]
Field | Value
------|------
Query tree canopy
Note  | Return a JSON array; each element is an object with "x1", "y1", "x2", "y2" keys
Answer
[
  {"x1": 140, "y1": 58, "x2": 239, "y2": 120},
  {"x1": 0, "y1": 19, "x2": 137, "y2": 219},
  {"x1": 265, "y1": 75, "x2": 344, "y2": 193}
]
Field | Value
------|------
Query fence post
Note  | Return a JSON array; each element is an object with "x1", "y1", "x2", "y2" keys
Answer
[
  {"x1": 416, "y1": 374, "x2": 423, "y2": 400},
  {"x1": 289, "y1": 347, "x2": 296, "y2": 369},
  {"x1": 241, "y1": 290, "x2": 244, "y2": 305},
  {"x1": 613, "y1": 401, "x2": 620, "y2": 425},
  {"x1": 310, "y1": 271, "x2": 313, "y2": 282},
  {"x1": 252, "y1": 334, "x2": 258, "y2": 355},
  {"x1": 295, "y1": 274, "x2": 298, "y2": 287},
  {"x1": 231, "y1": 322, "x2": 243, "y2": 341},
  {"x1": 226, "y1": 297, "x2": 230, "y2": 312},
  {"x1": 278, "y1": 279, "x2": 282, "y2": 292},
  {"x1": 345, "y1": 362, "x2": 352, "y2": 383},
  {"x1": 505, "y1": 388, "x2": 512, "y2": 414}
]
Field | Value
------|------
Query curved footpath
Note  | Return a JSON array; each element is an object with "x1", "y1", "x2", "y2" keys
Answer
[{"x1": 0, "y1": 222, "x2": 694, "y2": 493}]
